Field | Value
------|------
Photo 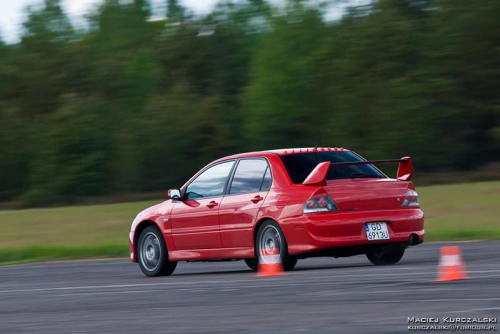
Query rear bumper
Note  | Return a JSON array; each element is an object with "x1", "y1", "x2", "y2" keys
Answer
[{"x1": 281, "y1": 208, "x2": 424, "y2": 256}]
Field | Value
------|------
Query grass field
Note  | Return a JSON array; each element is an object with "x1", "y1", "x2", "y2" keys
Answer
[{"x1": 0, "y1": 181, "x2": 499, "y2": 264}]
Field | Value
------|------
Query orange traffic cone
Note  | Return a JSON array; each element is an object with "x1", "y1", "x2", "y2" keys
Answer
[
  {"x1": 257, "y1": 247, "x2": 284, "y2": 277},
  {"x1": 435, "y1": 246, "x2": 469, "y2": 281}
]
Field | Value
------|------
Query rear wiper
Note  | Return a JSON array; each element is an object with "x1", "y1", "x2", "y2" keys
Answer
[{"x1": 350, "y1": 172, "x2": 381, "y2": 178}]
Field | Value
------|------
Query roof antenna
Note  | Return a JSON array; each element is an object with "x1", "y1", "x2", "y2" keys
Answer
[
  {"x1": 314, "y1": 135, "x2": 325, "y2": 163},
  {"x1": 314, "y1": 133, "x2": 325, "y2": 150}
]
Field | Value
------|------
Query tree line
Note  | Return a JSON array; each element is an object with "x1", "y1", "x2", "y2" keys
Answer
[{"x1": 0, "y1": 0, "x2": 498, "y2": 207}]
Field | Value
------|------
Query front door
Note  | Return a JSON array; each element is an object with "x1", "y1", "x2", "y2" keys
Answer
[
  {"x1": 219, "y1": 159, "x2": 272, "y2": 248},
  {"x1": 171, "y1": 160, "x2": 235, "y2": 250}
]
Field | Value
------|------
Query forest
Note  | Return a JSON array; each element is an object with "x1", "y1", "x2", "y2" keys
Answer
[{"x1": 0, "y1": 0, "x2": 498, "y2": 207}]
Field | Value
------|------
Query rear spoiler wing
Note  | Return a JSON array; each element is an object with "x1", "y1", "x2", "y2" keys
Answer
[{"x1": 303, "y1": 156, "x2": 413, "y2": 186}]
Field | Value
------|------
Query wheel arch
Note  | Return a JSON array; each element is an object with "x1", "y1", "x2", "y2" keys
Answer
[
  {"x1": 253, "y1": 217, "x2": 288, "y2": 255},
  {"x1": 134, "y1": 220, "x2": 163, "y2": 255}
]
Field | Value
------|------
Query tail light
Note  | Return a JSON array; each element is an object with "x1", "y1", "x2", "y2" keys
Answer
[
  {"x1": 303, "y1": 195, "x2": 339, "y2": 213},
  {"x1": 402, "y1": 189, "x2": 420, "y2": 207}
]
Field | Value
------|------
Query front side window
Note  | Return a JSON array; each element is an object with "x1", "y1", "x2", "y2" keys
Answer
[
  {"x1": 186, "y1": 161, "x2": 235, "y2": 199},
  {"x1": 229, "y1": 159, "x2": 270, "y2": 195}
]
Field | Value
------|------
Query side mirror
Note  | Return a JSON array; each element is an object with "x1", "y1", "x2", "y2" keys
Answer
[{"x1": 168, "y1": 189, "x2": 181, "y2": 200}]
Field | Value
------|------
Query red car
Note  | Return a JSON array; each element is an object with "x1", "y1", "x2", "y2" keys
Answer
[{"x1": 129, "y1": 148, "x2": 424, "y2": 277}]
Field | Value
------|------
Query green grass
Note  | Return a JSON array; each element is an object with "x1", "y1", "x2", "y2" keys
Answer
[
  {"x1": 418, "y1": 181, "x2": 500, "y2": 240},
  {"x1": 0, "y1": 244, "x2": 128, "y2": 265},
  {"x1": 0, "y1": 200, "x2": 159, "y2": 264},
  {"x1": 0, "y1": 181, "x2": 499, "y2": 264}
]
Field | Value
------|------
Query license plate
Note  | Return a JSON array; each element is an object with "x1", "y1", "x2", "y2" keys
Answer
[{"x1": 365, "y1": 222, "x2": 390, "y2": 240}]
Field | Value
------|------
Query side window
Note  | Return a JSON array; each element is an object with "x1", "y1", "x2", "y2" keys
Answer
[
  {"x1": 186, "y1": 161, "x2": 234, "y2": 199},
  {"x1": 260, "y1": 167, "x2": 272, "y2": 191},
  {"x1": 229, "y1": 159, "x2": 269, "y2": 195}
]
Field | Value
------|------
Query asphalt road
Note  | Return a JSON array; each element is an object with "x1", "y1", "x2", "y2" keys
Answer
[{"x1": 1, "y1": 241, "x2": 499, "y2": 334}]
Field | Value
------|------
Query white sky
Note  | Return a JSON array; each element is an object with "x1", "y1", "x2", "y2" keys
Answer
[
  {"x1": 0, "y1": 0, "x2": 220, "y2": 43},
  {"x1": 0, "y1": 0, "x2": 363, "y2": 43}
]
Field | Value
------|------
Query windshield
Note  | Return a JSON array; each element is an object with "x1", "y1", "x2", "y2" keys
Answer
[{"x1": 280, "y1": 151, "x2": 386, "y2": 184}]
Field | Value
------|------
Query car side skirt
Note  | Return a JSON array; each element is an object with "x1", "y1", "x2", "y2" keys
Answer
[{"x1": 168, "y1": 247, "x2": 255, "y2": 261}]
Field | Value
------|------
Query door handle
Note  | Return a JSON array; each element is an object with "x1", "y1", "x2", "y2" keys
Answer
[
  {"x1": 206, "y1": 201, "x2": 218, "y2": 208},
  {"x1": 251, "y1": 195, "x2": 264, "y2": 203}
]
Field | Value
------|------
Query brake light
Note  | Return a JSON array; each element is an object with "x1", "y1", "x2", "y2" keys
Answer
[
  {"x1": 402, "y1": 189, "x2": 420, "y2": 207},
  {"x1": 303, "y1": 195, "x2": 339, "y2": 213}
]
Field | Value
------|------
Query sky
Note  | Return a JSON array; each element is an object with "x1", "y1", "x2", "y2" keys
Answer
[{"x1": 0, "y1": 0, "x2": 221, "y2": 43}]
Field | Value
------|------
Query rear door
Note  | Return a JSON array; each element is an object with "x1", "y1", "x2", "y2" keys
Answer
[
  {"x1": 219, "y1": 159, "x2": 272, "y2": 248},
  {"x1": 170, "y1": 160, "x2": 235, "y2": 250}
]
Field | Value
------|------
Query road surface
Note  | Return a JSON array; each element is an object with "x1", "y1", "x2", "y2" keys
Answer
[{"x1": 1, "y1": 241, "x2": 499, "y2": 333}]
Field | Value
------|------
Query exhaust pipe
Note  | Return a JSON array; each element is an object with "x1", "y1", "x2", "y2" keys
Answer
[{"x1": 405, "y1": 234, "x2": 419, "y2": 248}]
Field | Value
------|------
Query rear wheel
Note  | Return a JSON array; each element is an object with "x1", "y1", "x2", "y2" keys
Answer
[
  {"x1": 137, "y1": 226, "x2": 177, "y2": 277},
  {"x1": 244, "y1": 258, "x2": 258, "y2": 271},
  {"x1": 256, "y1": 220, "x2": 297, "y2": 271},
  {"x1": 366, "y1": 244, "x2": 405, "y2": 265}
]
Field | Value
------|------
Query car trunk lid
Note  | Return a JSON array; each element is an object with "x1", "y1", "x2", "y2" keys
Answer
[{"x1": 323, "y1": 178, "x2": 410, "y2": 211}]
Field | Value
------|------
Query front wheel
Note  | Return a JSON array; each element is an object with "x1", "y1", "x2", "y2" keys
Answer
[
  {"x1": 256, "y1": 220, "x2": 297, "y2": 271},
  {"x1": 137, "y1": 226, "x2": 177, "y2": 277},
  {"x1": 366, "y1": 244, "x2": 405, "y2": 265}
]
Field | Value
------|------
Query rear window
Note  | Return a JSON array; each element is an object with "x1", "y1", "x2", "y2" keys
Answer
[{"x1": 280, "y1": 152, "x2": 386, "y2": 184}]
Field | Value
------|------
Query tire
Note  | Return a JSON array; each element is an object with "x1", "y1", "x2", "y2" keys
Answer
[
  {"x1": 366, "y1": 244, "x2": 405, "y2": 265},
  {"x1": 256, "y1": 220, "x2": 297, "y2": 271},
  {"x1": 137, "y1": 226, "x2": 177, "y2": 277},
  {"x1": 244, "y1": 258, "x2": 258, "y2": 271}
]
